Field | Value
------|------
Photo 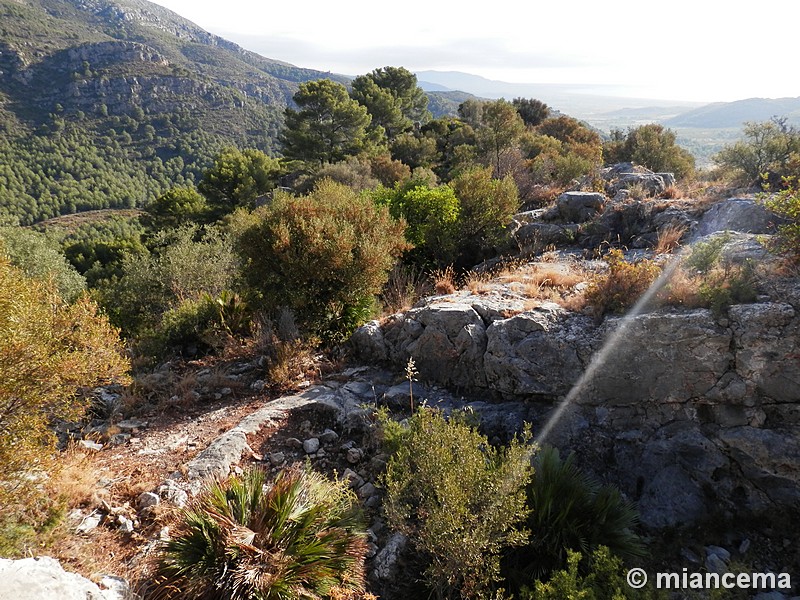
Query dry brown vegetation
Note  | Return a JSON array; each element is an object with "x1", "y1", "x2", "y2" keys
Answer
[
  {"x1": 654, "y1": 223, "x2": 688, "y2": 254},
  {"x1": 432, "y1": 265, "x2": 457, "y2": 295}
]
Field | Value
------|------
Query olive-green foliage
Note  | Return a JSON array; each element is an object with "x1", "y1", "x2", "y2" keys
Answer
[
  {"x1": 526, "y1": 116, "x2": 603, "y2": 187},
  {"x1": 0, "y1": 113, "x2": 233, "y2": 225},
  {"x1": 762, "y1": 180, "x2": 800, "y2": 257},
  {"x1": 52, "y1": 213, "x2": 147, "y2": 287},
  {"x1": 603, "y1": 124, "x2": 695, "y2": 180},
  {"x1": 198, "y1": 147, "x2": 282, "y2": 216},
  {"x1": 506, "y1": 447, "x2": 644, "y2": 584},
  {"x1": 351, "y1": 66, "x2": 430, "y2": 139},
  {"x1": 684, "y1": 234, "x2": 729, "y2": 274},
  {"x1": 476, "y1": 99, "x2": 527, "y2": 176},
  {"x1": 238, "y1": 179, "x2": 410, "y2": 341},
  {"x1": 0, "y1": 226, "x2": 86, "y2": 301},
  {"x1": 390, "y1": 131, "x2": 439, "y2": 169},
  {"x1": 520, "y1": 547, "x2": 660, "y2": 600},
  {"x1": 682, "y1": 236, "x2": 758, "y2": 315},
  {"x1": 373, "y1": 180, "x2": 460, "y2": 267},
  {"x1": 150, "y1": 465, "x2": 366, "y2": 600},
  {"x1": 714, "y1": 118, "x2": 800, "y2": 185},
  {"x1": 97, "y1": 225, "x2": 240, "y2": 338},
  {"x1": 383, "y1": 408, "x2": 533, "y2": 600},
  {"x1": 584, "y1": 250, "x2": 662, "y2": 317},
  {"x1": 0, "y1": 258, "x2": 128, "y2": 514},
  {"x1": 142, "y1": 185, "x2": 210, "y2": 231},
  {"x1": 512, "y1": 98, "x2": 551, "y2": 128},
  {"x1": 282, "y1": 79, "x2": 380, "y2": 165},
  {"x1": 450, "y1": 167, "x2": 520, "y2": 267},
  {"x1": 294, "y1": 156, "x2": 381, "y2": 194}
]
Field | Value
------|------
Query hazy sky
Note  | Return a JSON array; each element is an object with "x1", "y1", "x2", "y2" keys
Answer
[{"x1": 150, "y1": 0, "x2": 798, "y2": 103}]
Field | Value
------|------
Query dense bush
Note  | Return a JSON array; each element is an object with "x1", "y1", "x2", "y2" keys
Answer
[
  {"x1": 584, "y1": 250, "x2": 662, "y2": 317},
  {"x1": 714, "y1": 118, "x2": 800, "y2": 186},
  {"x1": 150, "y1": 466, "x2": 366, "y2": 600},
  {"x1": 382, "y1": 408, "x2": 532, "y2": 599},
  {"x1": 450, "y1": 167, "x2": 520, "y2": 267},
  {"x1": 0, "y1": 258, "x2": 127, "y2": 512},
  {"x1": 520, "y1": 547, "x2": 658, "y2": 600},
  {"x1": 373, "y1": 180, "x2": 460, "y2": 267},
  {"x1": 603, "y1": 124, "x2": 695, "y2": 180},
  {"x1": 198, "y1": 147, "x2": 282, "y2": 216},
  {"x1": 0, "y1": 226, "x2": 86, "y2": 301},
  {"x1": 97, "y1": 225, "x2": 240, "y2": 340},
  {"x1": 762, "y1": 180, "x2": 800, "y2": 258},
  {"x1": 141, "y1": 186, "x2": 210, "y2": 231},
  {"x1": 238, "y1": 179, "x2": 409, "y2": 341}
]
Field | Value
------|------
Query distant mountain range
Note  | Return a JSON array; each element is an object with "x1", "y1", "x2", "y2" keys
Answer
[
  {"x1": 416, "y1": 70, "x2": 800, "y2": 131},
  {"x1": 663, "y1": 97, "x2": 800, "y2": 128}
]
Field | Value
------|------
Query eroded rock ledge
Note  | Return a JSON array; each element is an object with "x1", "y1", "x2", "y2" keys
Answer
[{"x1": 351, "y1": 291, "x2": 800, "y2": 528}]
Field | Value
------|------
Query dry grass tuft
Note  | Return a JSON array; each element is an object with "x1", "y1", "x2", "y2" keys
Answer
[
  {"x1": 51, "y1": 446, "x2": 105, "y2": 510},
  {"x1": 653, "y1": 267, "x2": 704, "y2": 308},
  {"x1": 252, "y1": 313, "x2": 316, "y2": 392},
  {"x1": 464, "y1": 271, "x2": 492, "y2": 295},
  {"x1": 659, "y1": 185, "x2": 681, "y2": 199},
  {"x1": 381, "y1": 265, "x2": 431, "y2": 314},
  {"x1": 654, "y1": 224, "x2": 688, "y2": 255},
  {"x1": 432, "y1": 265, "x2": 457, "y2": 295}
]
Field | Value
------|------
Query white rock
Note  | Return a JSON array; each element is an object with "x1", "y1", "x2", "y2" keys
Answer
[
  {"x1": 0, "y1": 556, "x2": 116, "y2": 599},
  {"x1": 76, "y1": 513, "x2": 101, "y2": 534},
  {"x1": 78, "y1": 440, "x2": 103, "y2": 451}
]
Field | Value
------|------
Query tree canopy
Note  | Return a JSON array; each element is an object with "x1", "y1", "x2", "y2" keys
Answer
[
  {"x1": 351, "y1": 66, "x2": 430, "y2": 139},
  {"x1": 282, "y1": 79, "x2": 378, "y2": 165}
]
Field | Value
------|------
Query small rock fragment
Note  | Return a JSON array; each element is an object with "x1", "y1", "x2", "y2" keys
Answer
[{"x1": 303, "y1": 438, "x2": 320, "y2": 454}]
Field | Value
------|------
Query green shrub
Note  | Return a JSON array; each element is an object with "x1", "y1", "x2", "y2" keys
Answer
[
  {"x1": 150, "y1": 465, "x2": 367, "y2": 600},
  {"x1": 762, "y1": 180, "x2": 800, "y2": 258},
  {"x1": 697, "y1": 260, "x2": 758, "y2": 316},
  {"x1": 142, "y1": 185, "x2": 210, "y2": 231},
  {"x1": 684, "y1": 234, "x2": 729, "y2": 274},
  {"x1": 713, "y1": 119, "x2": 800, "y2": 185},
  {"x1": 584, "y1": 250, "x2": 662, "y2": 317},
  {"x1": 382, "y1": 408, "x2": 533, "y2": 600},
  {"x1": 505, "y1": 447, "x2": 644, "y2": 585},
  {"x1": 238, "y1": 179, "x2": 409, "y2": 342},
  {"x1": 520, "y1": 547, "x2": 659, "y2": 600},
  {"x1": 373, "y1": 180, "x2": 460, "y2": 267},
  {"x1": 0, "y1": 227, "x2": 86, "y2": 302},
  {"x1": 603, "y1": 124, "x2": 695, "y2": 180},
  {"x1": 450, "y1": 167, "x2": 520, "y2": 267},
  {"x1": 97, "y1": 225, "x2": 240, "y2": 337}
]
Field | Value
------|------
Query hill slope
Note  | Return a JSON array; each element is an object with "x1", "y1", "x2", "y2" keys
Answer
[
  {"x1": 663, "y1": 97, "x2": 800, "y2": 128},
  {"x1": 0, "y1": 0, "x2": 347, "y2": 223}
]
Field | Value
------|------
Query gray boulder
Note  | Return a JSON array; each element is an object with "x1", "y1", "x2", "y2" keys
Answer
[
  {"x1": 484, "y1": 306, "x2": 589, "y2": 398},
  {"x1": 729, "y1": 303, "x2": 799, "y2": 404},
  {"x1": 696, "y1": 197, "x2": 783, "y2": 237},
  {"x1": 385, "y1": 303, "x2": 488, "y2": 388},
  {"x1": 610, "y1": 172, "x2": 668, "y2": 196},
  {"x1": 556, "y1": 191, "x2": 605, "y2": 222},
  {"x1": 584, "y1": 310, "x2": 732, "y2": 407}
]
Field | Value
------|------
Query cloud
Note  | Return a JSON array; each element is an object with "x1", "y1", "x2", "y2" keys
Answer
[{"x1": 215, "y1": 31, "x2": 597, "y2": 76}]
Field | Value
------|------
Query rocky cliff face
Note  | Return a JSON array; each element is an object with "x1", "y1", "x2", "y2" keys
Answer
[{"x1": 351, "y1": 196, "x2": 800, "y2": 529}]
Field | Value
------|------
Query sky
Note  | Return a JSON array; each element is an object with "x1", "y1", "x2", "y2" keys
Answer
[{"x1": 149, "y1": 0, "x2": 798, "y2": 103}]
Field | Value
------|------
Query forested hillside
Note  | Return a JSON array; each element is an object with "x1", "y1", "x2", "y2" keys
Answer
[{"x1": 0, "y1": 0, "x2": 350, "y2": 223}]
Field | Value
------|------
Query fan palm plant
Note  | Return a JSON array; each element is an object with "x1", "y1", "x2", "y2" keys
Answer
[
  {"x1": 148, "y1": 465, "x2": 367, "y2": 600},
  {"x1": 504, "y1": 446, "x2": 645, "y2": 584}
]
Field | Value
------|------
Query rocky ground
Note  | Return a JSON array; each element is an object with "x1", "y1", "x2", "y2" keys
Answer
[{"x1": 3, "y1": 166, "x2": 799, "y2": 598}]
